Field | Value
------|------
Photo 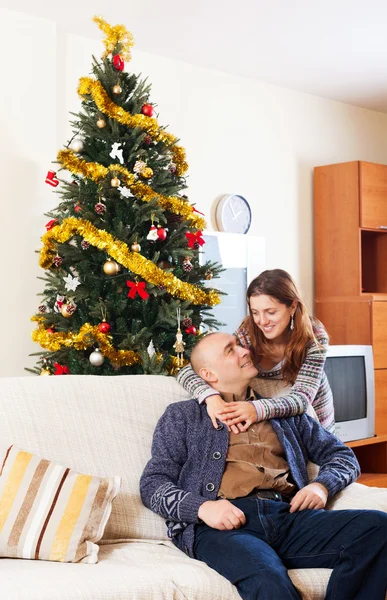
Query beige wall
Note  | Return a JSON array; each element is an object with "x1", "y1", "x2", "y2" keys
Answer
[{"x1": 2, "y1": 7, "x2": 387, "y2": 376}]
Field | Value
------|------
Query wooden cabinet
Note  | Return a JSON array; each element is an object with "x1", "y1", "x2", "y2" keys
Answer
[
  {"x1": 314, "y1": 160, "x2": 387, "y2": 487},
  {"x1": 373, "y1": 302, "x2": 387, "y2": 369},
  {"x1": 360, "y1": 162, "x2": 387, "y2": 230}
]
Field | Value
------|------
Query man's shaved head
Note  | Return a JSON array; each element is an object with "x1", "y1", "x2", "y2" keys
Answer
[
  {"x1": 189, "y1": 332, "x2": 258, "y2": 395},
  {"x1": 190, "y1": 332, "x2": 219, "y2": 374}
]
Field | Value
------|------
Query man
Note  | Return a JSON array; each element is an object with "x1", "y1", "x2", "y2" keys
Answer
[{"x1": 140, "y1": 333, "x2": 387, "y2": 600}]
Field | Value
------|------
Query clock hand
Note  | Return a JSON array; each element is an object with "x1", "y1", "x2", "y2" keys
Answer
[
  {"x1": 229, "y1": 202, "x2": 237, "y2": 217},
  {"x1": 232, "y1": 211, "x2": 242, "y2": 221}
]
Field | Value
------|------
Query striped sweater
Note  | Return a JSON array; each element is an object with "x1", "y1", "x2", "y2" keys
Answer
[{"x1": 177, "y1": 319, "x2": 335, "y2": 433}]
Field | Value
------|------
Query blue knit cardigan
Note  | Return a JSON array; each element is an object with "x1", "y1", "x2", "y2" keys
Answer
[{"x1": 140, "y1": 400, "x2": 360, "y2": 558}]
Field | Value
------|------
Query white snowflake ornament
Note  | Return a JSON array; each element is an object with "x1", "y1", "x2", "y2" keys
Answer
[
  {"x1": 63, "y1": 274, "x2": 81, "y2": 292},
  {"x1": 118, "y1": 186, "x2": 132, "y2": 198}
]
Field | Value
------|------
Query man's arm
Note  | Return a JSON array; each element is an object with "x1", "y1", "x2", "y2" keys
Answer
[
  {"x1": 140, "y1": 403, "x2": 208, "y2": 524},
  {"x1": 296, "y1": 414, "x2": 360, "y2": 498}
]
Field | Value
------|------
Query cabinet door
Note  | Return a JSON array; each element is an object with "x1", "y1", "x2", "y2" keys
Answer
[
  {"x1": 360, "y1": 162, "x2": 387, "y2": 230},
  {"x1": 375, "y1": 369, "x2": 387, "y2": 436},
  {"x1": 372, "y1": 302, "x2": 387, "y2": 369}
]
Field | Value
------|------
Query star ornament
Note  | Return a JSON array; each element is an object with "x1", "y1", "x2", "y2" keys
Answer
[{"x1": 63, "y1": 274, "x2": 81, "y2": 292}]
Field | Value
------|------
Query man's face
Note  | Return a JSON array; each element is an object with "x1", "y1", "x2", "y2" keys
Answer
[{"x1": 202, "y1": 333, "x2": 258, "y2": 388}]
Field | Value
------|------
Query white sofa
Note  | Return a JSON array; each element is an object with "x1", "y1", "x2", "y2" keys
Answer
[{"x1": 0, "y1": 374, "x2": 386, "y2": 600}]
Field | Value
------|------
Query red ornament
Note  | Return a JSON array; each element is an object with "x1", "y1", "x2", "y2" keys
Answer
[
  {"x1": 45, "y1": 170, "x2": 59, "y2": 187},
  {"x1": 95, "y1": 202, "x2": 106, "y2": 214},
  {"x1": 157, "y1": 227, "x2": 167, "y2": 241},
  {"x1": 46, "y1": 328, "x2": 55, "y2": 334},
  {"x1": 74, "y1": 204, "x2": 82, "y2": 213},
  {"x1": 113, "y1": 54, "x2": 125, "y2": 71},
  {"x1": 182, "y1": 317, "x2": 192, "y2": 328},
  {"x1": 126, "y1": 280, "x2": 149, "y2": 300},
  {"x1": 185, "y1": 325, "x2": 197, "y2": 336},
  {"x1": 141, "y1": 103, "x2": 154, "y2": 117},
  {"x1": 98, "y1": 321, "x2": 111, "y2": 334},
  {"x1": 186, "y1": 231, "x2": 205, "y2": 249},
  {"x1": 144, "y1": 135, "x2": 152, "y2": 145},
  {"x1": 45, "y1": 219, "x2": 58, "y2": 231},
  {"x1": 53, "y1": 362, "x2": 69, "y2": 375},
  {"x1": 52, "y1": 255, "x2": 63, "y2": 268}
]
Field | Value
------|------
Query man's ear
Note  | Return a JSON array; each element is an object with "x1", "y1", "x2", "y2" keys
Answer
[{"x1": 199, "y1": 367, "x2": 217, "y2": 384}]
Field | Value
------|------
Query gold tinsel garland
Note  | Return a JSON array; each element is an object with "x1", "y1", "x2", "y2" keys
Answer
[
  {"x1": 39, "y1": 217, "x2": 221, "y2": 306},
  {"x1": 32, "y1": 318, "x2": 186, "y2": 372},
  {"x1": 93, "y1": 16, "x2": 134, "y2": 61},
  {"x1": 32, "y1": 320, "x2": 140, "y2": 367},
  {"x1": 58, "y1": 149, "x2": 205, "y2": 230},
  {"x1": 78, "y1": 78, "x2": 188, "y2": 177}
]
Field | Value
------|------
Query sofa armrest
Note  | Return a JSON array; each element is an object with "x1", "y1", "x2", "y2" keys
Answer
[{"x1": 327, "y1": 482, "x2": 387, "y2": 512}]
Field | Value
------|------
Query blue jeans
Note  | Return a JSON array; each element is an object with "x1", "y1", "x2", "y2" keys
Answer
[{"x1": 193, "y1": 497, "x2": 387, "y2": 600}]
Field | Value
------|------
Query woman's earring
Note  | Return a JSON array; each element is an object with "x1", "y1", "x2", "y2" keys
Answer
[{"x1": 290, "y1": 314, "x2": 294, "y2": 331}]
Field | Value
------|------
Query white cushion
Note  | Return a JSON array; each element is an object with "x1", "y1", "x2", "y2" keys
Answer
[{"x1": 0, "y1": 539, "x2": 332, "y2": 600}]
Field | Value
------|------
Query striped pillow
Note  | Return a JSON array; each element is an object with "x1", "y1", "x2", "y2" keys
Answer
[{"x1": 0, "y1": 445, "x2": 121, "y2": 563}]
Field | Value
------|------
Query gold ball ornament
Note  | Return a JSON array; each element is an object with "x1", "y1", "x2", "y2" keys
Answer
[
  {"x1": 112, "y1": 84, "x2": 122, "y2": 94},
  {"x1": 61, "y1": 303, "x2": 76, "y2": 318},
  {"x1": 205, "y1": 270, "x2": 214, "y2": 280},
  {"x1": 40, "y1": 369, "x2": 51, "y2": 376},
  {"x1": 103, "y1": 259, "x2": 121, "y2": 275},
  {"x1": 96, "y1": 118, "x2": 106, "y2": 128},
  {"x1": 111, "y1": 177, "x2": 121, "y2": 187},
  {"x1": 131, "y1": 242, "x2": 141, "y2": 253}
]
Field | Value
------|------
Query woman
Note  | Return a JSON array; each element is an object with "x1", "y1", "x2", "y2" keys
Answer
[{"x1": 177, "y1": 269, "x2": 335, "y2": 433}]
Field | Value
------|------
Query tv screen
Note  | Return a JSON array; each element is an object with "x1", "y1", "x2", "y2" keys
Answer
[{"x1": 324, "y1": 356, "x2": 367, "y2": 422}]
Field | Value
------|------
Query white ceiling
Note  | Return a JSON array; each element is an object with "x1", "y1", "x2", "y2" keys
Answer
[{"x1": 3, "y1": 0, "x2": 387, "y2": 112}]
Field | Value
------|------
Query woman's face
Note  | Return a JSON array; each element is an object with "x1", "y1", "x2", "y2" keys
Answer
[{"x1": 249, "y1": 294, "x2": 295, "y2": 343}]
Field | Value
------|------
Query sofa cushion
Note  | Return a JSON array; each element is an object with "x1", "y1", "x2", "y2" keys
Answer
[
  {"x1": 0, "y1": 375, "x2": 190, "y2": 543},
  {"x1": 0, "y1": 539, "x2": 332, "y2": 600},
  {"x1": 0, "y1": 445, "x2": 120, "y2": 563}
]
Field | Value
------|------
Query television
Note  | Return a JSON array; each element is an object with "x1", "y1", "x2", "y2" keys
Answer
[{"x1": 324, "y1": 345, "x2": 375, "y2": 443}]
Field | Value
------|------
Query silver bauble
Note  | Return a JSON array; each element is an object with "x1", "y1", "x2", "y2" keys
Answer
[
  {"x1": 70, "y1": 138, "x2": 84, "y2": 153},
  {"x1": 89, "y1": 349, "x2": 105, "y2": 366}
]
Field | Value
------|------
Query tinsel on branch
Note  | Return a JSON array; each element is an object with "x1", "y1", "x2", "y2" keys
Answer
[
  {"x1": 32, "y1": 318, "x2": 183, "y2": 372},
  {"x1": 39, "y1": 217, "x2": 220, "y2": 306},
  {"x1": 58, "y1": 150, "x2": 204, "y2": 228},
  {"x1": 78, "y1": 78, "x2": 188, "y2": 176}
]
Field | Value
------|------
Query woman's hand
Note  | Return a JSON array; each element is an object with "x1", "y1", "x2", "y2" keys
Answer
[
  {"x1": 205, "y1": 395, "x2": 245, "y2": 434},
  {"x1": 216, "y1": 401, "x2": 258, "y2": 432}
]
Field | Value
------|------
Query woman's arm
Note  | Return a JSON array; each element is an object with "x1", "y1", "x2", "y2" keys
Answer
[
  {"x1": 220, "y1": 338, "x2": 329, "y2": 425},
  {"x1": 176, "y1": 363, "x2": 220, "y2": 404}
]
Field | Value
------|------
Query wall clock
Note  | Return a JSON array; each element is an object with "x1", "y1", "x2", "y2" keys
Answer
[{"x1": 214, "y1": 194, "x2": 252, "y2": 234}]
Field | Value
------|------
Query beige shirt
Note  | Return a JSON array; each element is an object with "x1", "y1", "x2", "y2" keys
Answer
[{"x1": 218, "y1": 390, "x2": 296, "y2": 500}]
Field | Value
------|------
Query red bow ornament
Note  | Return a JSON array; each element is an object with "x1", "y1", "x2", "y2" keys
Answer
[
  {"x1": 53, "y1": 362, "x2": 69, "y2": 375},
  {"x1": 126, "y1": 280, "x2": 149, "y2": 300},
  {"x1": 186, "y1": 231, "x2": 205, "y2": 249}
]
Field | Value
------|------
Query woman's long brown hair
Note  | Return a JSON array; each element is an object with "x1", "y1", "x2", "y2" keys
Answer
[{"x1": 243, "y1": 269, "x2": 326, "y2": 384}]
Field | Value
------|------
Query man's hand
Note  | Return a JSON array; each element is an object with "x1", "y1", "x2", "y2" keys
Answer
[
  {"x1": 289, "y1": 482, "x2": 328, "y2": 513},
  {"x1": 198, "y1": 499, "x2": 246, "y2": 530},
  {"x1": 205, "y1": 395, "x2": 244, "y2": 434},
  {"x1": 216, "y1": 401, "x2": 258, "y2": 432}
]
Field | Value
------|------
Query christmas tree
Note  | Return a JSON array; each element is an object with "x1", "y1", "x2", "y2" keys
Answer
[{"x1": 29, "y1": 16, "x2": 223, "y2": 377}]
